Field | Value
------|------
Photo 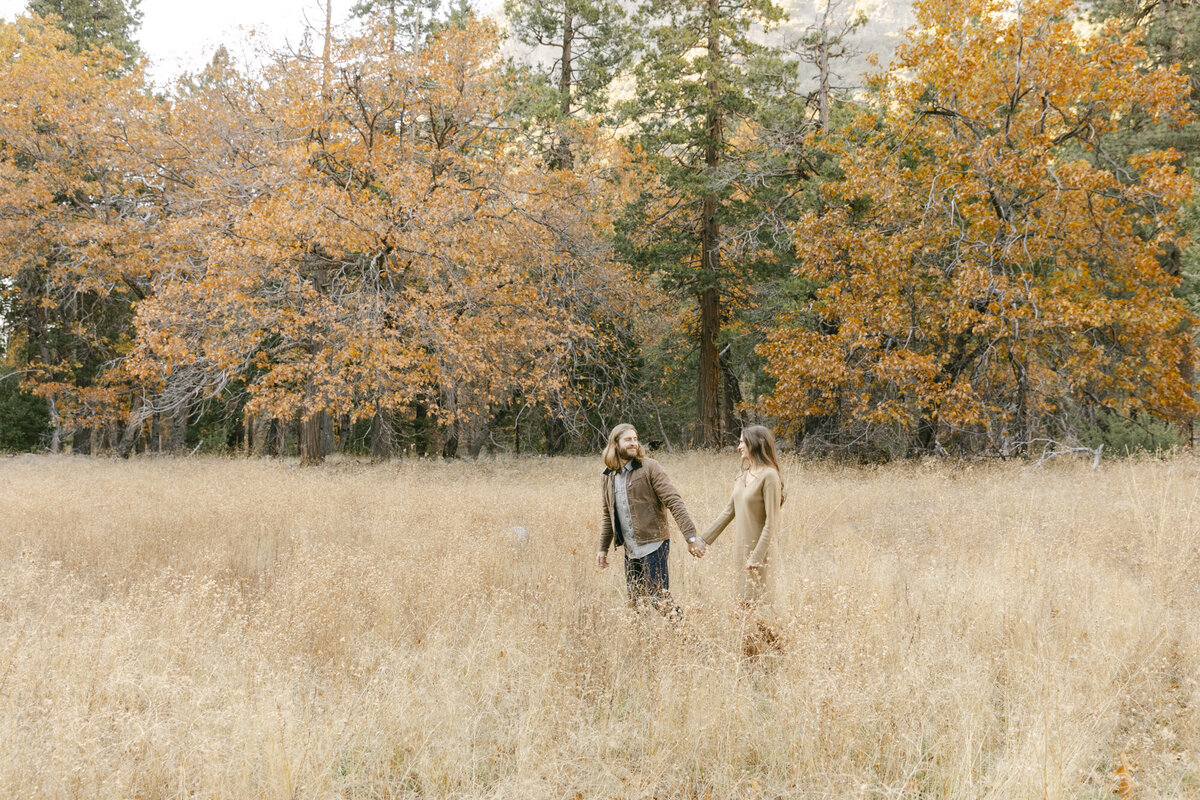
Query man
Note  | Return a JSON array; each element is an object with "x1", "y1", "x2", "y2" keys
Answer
[{"x1": 597, "y1": 423, "x2": 705, "y2": 613}]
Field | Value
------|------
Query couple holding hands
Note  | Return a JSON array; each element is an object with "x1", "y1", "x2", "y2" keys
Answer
[{"x1": 596, "y1": 423, "x2": 784, "y2": 643}]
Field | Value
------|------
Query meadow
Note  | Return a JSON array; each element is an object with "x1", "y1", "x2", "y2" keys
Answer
[{"x1": 1, "y1": 452, "x2": 1198, "y2": 799}]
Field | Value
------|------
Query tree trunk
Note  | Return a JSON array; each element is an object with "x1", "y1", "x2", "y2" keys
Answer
[
  {"x1": 916, "y1": 415, "x2": 935, "y2": 454},
  {"x1": 150, "y1": 412, "x2": 163, "y2": 453},
  {"x1": 552, "y1": 11, "x2": 574, "y2": 168},
  {"x1": 248, "y1": 414, "x2": 267, "y2": 456},
  {"x1": 560, "y1": 11, "x2": 573, "y2": 117},
  {"x1": 47, "y1": 411, "x2": 62, "y2": 453},
  {"x1": 301, "y1": 411, "x2": 325, "y2": 465},
  {"x1": 817, "y1": 2, "x2": 831, "y2": 131},
  {"x1": 440, "y1": 386, "x2": 459, "y2": 458},
  {"x1": 321, "y1": 412, "x2": 334, "y2": 456},
  {"x1": 696, "y1": 0, "x2": 724, "y2": 448},
  {"x1": 697, "y1": 283, "x2": 722, "y2": 447},
  {"x1": 468, "y1": 427, "x2": 489, "y2": 458},
  {"x1": 387, "y1": 0, "x2": 397, "y2": 52},
  {"x1": 114, "y1": 393, "x2": 145, "y2": 457},
  {"x1": 1012, "y1": 354, "x2": 1032, "y2": 455},
  {"x1": 370, "y1": 406, "x2": 393, "y2": 460},
  {"x1": 321, "y1": 0, "x2": 333, "y2": 101},
  {"x1": 719, "y1": 346, "x2": 744, "y2": 444},
  {"x1": 413, "y1": 398, "x2": 430, "y2": 457},
  {"x1": 170, "y1": 403, "x2": 189, "y2": 454},
  {"x1": 115, "y1": 422, "x2": 139, "y2": 457},
  {"x1": 546, "y1": 411, "x2": 568, "y2": 455},
  {"x1": 442, "y1": 419, "x2": 459, "y2": 459}
]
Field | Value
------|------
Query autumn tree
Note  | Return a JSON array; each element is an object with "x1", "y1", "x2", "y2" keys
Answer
[
  {"x1": 125, "y1": 15, "x2": 643, "y2": 461},
  {"x1": 1089, "y1": 0, "x2": 1200, "y2": 444},
  {"x1": 761, "y1": 0, "x2": 1198, "y2": 456},
  {"x1": 500, "y1": 0, "x2": 658, "y2": 451},
  {"x1": 1087, "y1": 0, "x2": 1200, "y2": 164},
  {"x1": 0, "y1": 15, "x2": 158, "y2": 453}
]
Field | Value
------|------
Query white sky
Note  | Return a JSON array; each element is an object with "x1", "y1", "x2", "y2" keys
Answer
[{"x1": 0, "y1": 0, "x2": 496, "y2": 85}]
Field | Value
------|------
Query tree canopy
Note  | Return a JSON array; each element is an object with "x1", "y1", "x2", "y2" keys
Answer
[{"x1": 0, "y1": 0, "x2": 1196, "y2": 459}]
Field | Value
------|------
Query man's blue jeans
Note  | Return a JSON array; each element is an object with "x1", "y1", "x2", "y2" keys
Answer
[{"x1": 624, "y1": 539, "x2": 678, "y2": 616}]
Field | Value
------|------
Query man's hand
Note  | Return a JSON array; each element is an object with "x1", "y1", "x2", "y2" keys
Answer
[
  {"x1": 688, "y1": 538, "x2": 707, "y2": 558},
  {"x1": 596, "y1": 550, "x2": 609, "y2": 570}
]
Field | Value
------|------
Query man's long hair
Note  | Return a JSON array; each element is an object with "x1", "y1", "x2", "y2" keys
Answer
[
  {"x1": 603, "y1": 423, "x2": 646, "y2": 471},
  {"x1": 742, "y1": 425, "x2": 786, "y2": 505}
]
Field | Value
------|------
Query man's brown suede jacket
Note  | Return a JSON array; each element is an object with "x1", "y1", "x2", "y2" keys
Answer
[{"x1": 598, "y1": 458, "x2": 698, "y2": 554}]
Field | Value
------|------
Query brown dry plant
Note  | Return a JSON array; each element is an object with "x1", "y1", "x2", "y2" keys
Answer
[{"x1": 1, "y1": 453, "x2": 1199, "y2": 798}]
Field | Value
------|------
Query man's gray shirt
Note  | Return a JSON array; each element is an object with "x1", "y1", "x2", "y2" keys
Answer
[{"x1": 614, "y1": 460, "x2": 664, "y2": 559}]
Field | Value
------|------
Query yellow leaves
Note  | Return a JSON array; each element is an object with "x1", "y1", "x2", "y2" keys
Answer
[
  {"x1": 761, "y1": 0, "x2": 1200, "y2": 442},
  {"x1": 1128, "y1": 150, "x2": 1194, "y2": 210},
  {"x1": 892, "y1": 0, "x2": 1190, "y2": 157},
  {"x1": 107, "y1": 14, "x2": 640, "y2": 430}
]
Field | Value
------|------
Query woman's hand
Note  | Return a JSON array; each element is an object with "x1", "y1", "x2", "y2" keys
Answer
[{"x1": 597, "y1": 551, "x2": 609, "y2": 570}]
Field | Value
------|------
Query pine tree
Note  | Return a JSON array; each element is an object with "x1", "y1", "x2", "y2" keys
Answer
[
  {"x1": 352, "y1": 0, "x2": 441, "y2": 52},
  {"x1": 618, "y1": 0, "x2": 803, "y2": 446},
  {"x1": 27, "y1": 0, "x2": 142, "y2": 64},
  {"x1": 504, "y1": 0, "x2": 633, "y2": 126}
]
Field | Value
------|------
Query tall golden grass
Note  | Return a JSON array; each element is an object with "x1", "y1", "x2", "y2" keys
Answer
[{"x1": 1, "y1": 452, "x2": 1198, "y2": 799}]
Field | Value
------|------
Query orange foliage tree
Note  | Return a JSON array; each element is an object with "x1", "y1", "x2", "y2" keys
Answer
[
  {"x1": 123, "y1": 16, "x2": 643, "y2": 459},
  {"x1": 761, "y1": 0, "x2": 1198, "y2": 455},
  {"x1": 0, "y1": 15, "x2": 159, "y2": 452}
]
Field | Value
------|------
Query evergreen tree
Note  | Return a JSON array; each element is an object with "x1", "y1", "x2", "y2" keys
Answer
[
  {"x1": 27, "y1": 0, "x2": 142, "y2": 64},
  {"x1": 352, "y1": 0, "x2": 441, "y2": 52},
  {"x1": 504, "y1": 0, "x2": 633, "y2": 126},
  {"x1": 0, "y1": 371, "x2": 51, "y2": 452},
  {"x1": 617, "y1": 0, "x2": 808, "y2": 446}
]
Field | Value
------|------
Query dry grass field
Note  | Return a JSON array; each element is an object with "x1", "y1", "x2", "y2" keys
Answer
[{"x1": 2, "y1": 452, "x2": 1199, "y2": 799}]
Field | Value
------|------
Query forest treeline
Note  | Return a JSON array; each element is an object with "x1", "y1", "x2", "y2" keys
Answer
[{"x1": 0, "y1": 0, "x2": 1197, "y2": 462}]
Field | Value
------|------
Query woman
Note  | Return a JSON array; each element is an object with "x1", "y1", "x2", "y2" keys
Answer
[{"x1": 702, "y1": 425, "x2": 785, "y2": 654}]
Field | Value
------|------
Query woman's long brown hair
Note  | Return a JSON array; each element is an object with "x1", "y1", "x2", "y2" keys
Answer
[{"x1": 741, "y1": 425, "x2": 785, "y2": 504}]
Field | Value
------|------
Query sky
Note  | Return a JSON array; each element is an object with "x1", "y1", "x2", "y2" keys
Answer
[
  {"x1": 0, "y1": 0, "x2": 903, "y2": 88},
  {"x1": 0, "y1": 1, "x2": 375, "y2": 84}
]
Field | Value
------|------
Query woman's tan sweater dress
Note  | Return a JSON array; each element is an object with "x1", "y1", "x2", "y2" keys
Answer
[{"x1": 701, "y1": 467, "x2": 782, "y2": 605}]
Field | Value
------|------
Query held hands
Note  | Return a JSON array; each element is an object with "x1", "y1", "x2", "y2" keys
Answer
[
  {"x1": 746, "y1": 560, "x2": 764, "y2": 570},
  {"x1": 598, "y1": 542, "x2": 708, "y2": 566}
]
